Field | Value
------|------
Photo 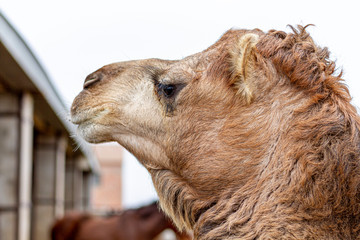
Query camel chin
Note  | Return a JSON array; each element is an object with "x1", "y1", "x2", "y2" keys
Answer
[
  {"x1": 73, "y1": 114, "x2": 114, "y2": 144},
  {"x1": 76, "y1": 123, "x2": 107, "y2": 143}
]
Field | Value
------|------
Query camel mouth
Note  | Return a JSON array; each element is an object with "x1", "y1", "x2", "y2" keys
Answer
[{"x1": 71, "y1": 108, "x2": 108, "y2": 125}]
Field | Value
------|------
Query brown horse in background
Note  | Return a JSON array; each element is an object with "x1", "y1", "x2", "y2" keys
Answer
[{"x1": 51, "y1": 202, "x2": 191, "y2": 240}]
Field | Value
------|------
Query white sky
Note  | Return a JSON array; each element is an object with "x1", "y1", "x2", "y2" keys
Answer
[{"x1": 1, "y1": 0, "x2": 359, "y2": 208}]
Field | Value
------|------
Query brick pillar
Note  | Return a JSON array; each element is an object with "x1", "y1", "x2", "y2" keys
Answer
[{"x1": 32, "y1": 134, "x2": 67, "y2": 240}]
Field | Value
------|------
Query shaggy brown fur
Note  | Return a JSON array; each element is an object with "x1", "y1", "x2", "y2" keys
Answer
[{"x1": 71, "y1": 25, "x2": 360, "y2": 239}]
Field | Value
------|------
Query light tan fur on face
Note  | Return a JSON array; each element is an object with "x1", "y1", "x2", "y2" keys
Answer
[
  {"x1": 71, "y1": 26, "x2": 360, "y2": 239},
  {"x1": 71, "y1": 60, "x2": 169, "y2": 166}
]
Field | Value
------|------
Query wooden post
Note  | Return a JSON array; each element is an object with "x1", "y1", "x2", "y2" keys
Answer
[
  {"x1": 18, "y1": 92, "x2": 34, "y2": 240},
  {"x1": 55, "y1": 136, "x2": 67, "y2": 218}
]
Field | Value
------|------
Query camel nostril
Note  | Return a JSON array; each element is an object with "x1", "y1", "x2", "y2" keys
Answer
[{"x1": 83, "y1": 72, "x2": 102, "y2": 89}]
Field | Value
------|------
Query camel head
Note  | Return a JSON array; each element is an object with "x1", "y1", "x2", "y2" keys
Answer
[
  {"x1": 71, "y1": 28, "x2": 267, "y2": 222},
  {"x1": 71, "y1": 29, "x2": 267, "y2": 197},
  {"x1": 71, "y1": 26, "x2": 360, "y2": 239}
]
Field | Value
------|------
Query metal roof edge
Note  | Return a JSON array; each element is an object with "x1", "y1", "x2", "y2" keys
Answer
[{"x1": 0, "y1": 11, "x2": 100, "y2": 174}]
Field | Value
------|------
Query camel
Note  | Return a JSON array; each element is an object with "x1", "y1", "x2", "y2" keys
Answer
[
  {"x1": 71, "y1": 25, "x2": 360, "y2": 239},
  {"x1": 51, "y1": 202, "x2": 191, "y2": 240}
]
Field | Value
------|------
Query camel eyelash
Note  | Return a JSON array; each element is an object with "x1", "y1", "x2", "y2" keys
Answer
[{"x1": 143, "y1": 65, "x2": 164, "y2": 85}]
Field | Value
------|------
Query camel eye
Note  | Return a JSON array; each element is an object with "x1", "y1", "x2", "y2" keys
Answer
[{"x1": 158, "y1": 83, "x2": 176, "y2": 98}]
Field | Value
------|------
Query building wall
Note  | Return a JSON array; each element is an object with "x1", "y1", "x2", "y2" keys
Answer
[
  {"x1": 0, "y1": 13, "x2": 100, "y2": 240},
  {"x1": 91, "y1": 144, "x2": 123, "y2": 212},
  {"x1": 0, "y1": 93, "x2": 22, "y2": 240},
  {"x1": 0, "y1": 92, "x2": 96, "y2": 240}
]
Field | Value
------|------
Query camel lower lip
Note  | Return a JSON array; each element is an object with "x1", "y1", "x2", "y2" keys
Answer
[{"x1": 71, "y1": 115, "x2": 90, "y2": 125}]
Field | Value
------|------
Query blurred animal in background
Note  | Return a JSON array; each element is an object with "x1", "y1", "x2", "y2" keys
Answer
[
  {"x1": 51, "y1": 201, "x2": 191, "y2": 240},
  {"x1": 71, "y1": 25, "x2": 360, "y2": 239}
]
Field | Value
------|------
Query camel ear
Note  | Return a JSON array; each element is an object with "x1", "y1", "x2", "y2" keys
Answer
[{"x1": 230, "y1": 33, "x2": 259, "y2": 104}]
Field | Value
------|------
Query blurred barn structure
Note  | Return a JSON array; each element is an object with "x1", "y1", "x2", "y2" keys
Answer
[{"x1": 0, "y1": 12, "x2": 101, "y2": 240}]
